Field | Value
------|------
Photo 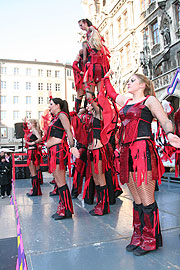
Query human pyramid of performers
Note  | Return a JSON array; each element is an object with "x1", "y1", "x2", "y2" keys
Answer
[{"x1": 23, "y1": 19, "x2": 180, "y2": 256}]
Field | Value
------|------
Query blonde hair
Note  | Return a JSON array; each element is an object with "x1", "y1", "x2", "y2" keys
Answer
[
  {"x1": 88, "y1": 29, "x2": 102, "y2": 51},
  {"x1": 29, "y1": 119, "x2": 41, "y2": 134},
  {"x1": 135, "y1": 73, "x2": 156, "y2": 97}
]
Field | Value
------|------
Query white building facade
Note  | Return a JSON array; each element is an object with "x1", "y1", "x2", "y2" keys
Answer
[{"x1": 0, "y1": 59, "x2": 75, "y2": 150}]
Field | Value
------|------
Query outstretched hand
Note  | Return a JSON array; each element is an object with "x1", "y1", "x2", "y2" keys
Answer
[
  {"x1": 168, "y1": 133, "x2": 180, "y2": 148},
  {"x1": 104, "y1": 69, "x2": 114, "y2": 78},
  {"x1": 70, "y1": 147, "x2": 80, "y2": 159}
]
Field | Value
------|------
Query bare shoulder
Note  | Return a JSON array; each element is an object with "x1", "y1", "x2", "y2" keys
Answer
[
  {"x1": 59, "y1": 112, "x2": 68, "y2": 120},
  {"x1": 145, "y1": 96, "x2": 160, "y2": 107}
]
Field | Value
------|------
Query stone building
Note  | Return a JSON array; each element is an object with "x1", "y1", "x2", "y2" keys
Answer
[
  {"x1": 82, "y1": 0, "x2": 180, "y2": 112},
  {"x1": 0, "y1": 59, "x2": 75, "y2": 150}
]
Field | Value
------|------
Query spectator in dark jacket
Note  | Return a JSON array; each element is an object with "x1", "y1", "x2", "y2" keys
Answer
[{"x1": 0, "y1": 155, "x2": 12, "y2": 199}]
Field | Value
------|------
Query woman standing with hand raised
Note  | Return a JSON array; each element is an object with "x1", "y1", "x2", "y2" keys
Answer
[{"x1": 103, "y1": 71, "x2": 180, "y2": 256}]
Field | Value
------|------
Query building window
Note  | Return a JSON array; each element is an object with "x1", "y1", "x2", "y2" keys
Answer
[
  {"x1": 175, "y1": 3, "x2": 180, "y2": 23},
  {"x1": 26, "y1": 96, "x2": 31, "y2": 104},
  {"x1": 13, "y1": 111, "x2": 19, "y2": 120},
  {"x1": 1, "y1": 67, "x2": 6, "y2": 74},
  {"x1": 38, "y1": 83, "x2": 43, "y2": 90},
  {"x1": 14, "y1": 82, "x2": 19, "y2": 90},
  {"x1": 117, "y1": 16, "x2": 122, "y2": 34},
  {"x1": 123, "y1": 10, "x2": 128, "y2": 31},
  {"x1": 0, "y1": 127, "x2": 7, "y2": 138},
  {"x1": 119, "y1": 49, "x2": 124, "y2": 68},
  {"x1": 152, "y1": 20, "x2": 159, "y2": 45},
  {"x1": 55, "y1": 83, "x2": 61, "y2": 91},
  {"x1": 26, "y1": 68, "x2": 31, "y2": 76},
  {"x1": 14, "y1": 68, "x2": 19, "y2": 75},
  {"x1": 1, "y1": 96, "x2": 6, "y2": 104},
  {"x1": 26, "y1": 111, "x2": 32, "y2": 119},
  {"x1": 126, "y1": 43, "x2": 130, "y2": 64},
  {"x1": 47, "y1": 83, "x2": 52, "y2": 91},
  {"x1": 67, "y1": 69, "x2": 71, "y2": 76},
  {"x1": 38, "y1": 111, "x2": 43, "y2": 119},
  {"x1": 47, "y1": 70, "x2": 51, "y2": 77},
  {"x1": 26, "y1": 82, "x2": 31, "y2": 90},
  {"x1": 13, "y1": 96, "x2": 19, "y2": 104},
  {"x1": 72, "y1": 82, "x2": 75, "y2": 89},
  {"x1": 105, "y1": 30, "x2": 109, "y2": 46},
  {"x1": 1, "y1": 81, "x2": 6, "y2": 89},
  {"x1": 38, "y1": 69, "x2": 43, "y2": 77},
  {"x1": 1, "y1": 111, "x2": 6, "y2": 120},
  {"x1": 38, "y1": 97, "x2": 43, "y2": 104},
  {"x1": 72, "y1": 94, "x2": 76, "y2": 102},
  {"x1": 177, "y1": 51, "x2": 180, "y2": 66},
  {"x1": 140, "y1": 0, "x2": 146, "y2": 11},
  {"x1": 55, "y1": 70, "x2": 60, "y2": 78}
]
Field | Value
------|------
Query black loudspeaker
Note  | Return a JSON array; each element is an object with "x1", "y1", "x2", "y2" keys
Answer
[{"x1": 14, "y1": 122, "x2": 24, "y2": 139}]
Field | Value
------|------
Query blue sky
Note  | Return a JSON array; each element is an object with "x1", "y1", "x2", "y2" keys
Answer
[{"x1": 0, "y1": 0, "x2": 86, "y2": 64}]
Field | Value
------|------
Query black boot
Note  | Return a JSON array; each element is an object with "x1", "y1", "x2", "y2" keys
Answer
[
  {"x1": 26, "y1": 175, "x2": 42, "y2": 196},
  {"x1": 37, "y1": 169, "x2": 43, "y2": 185},
  {"x1": 133, "y1": 201, "x2": 162, "y2": 256},
  {"x1": 89, "y1": 185, "x2": 110, "y2": 216},
  {"x1": 83, "y1": 176, "x2": 95, "y2": 205},
  {"x1": 126, "y1": 202, "x2": 143, "y2": 252},
  {"x1": 52, "y1": 184, "x2": 74, "y2": 220}
]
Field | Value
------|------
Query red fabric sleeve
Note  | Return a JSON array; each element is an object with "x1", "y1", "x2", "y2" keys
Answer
[
  {"x1": 104, "y1": 77, "x2": 118, "y2": 101},
  {"x1": 72, "y1": 61, "x2": 82, "y2": 73}
]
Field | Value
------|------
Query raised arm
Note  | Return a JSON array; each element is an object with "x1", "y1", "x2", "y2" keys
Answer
[{"x1": 103, "y1": 71, "x2": 127, "y2": 107}]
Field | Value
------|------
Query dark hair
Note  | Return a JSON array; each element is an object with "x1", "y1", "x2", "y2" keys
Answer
[
  {"x1": 78, "y1": 19, "x2": 93, "y2": 27},
  {"x1": 0, "y1": 155, "x2": 5, "y2": 162},
  {"x1": 52, "y1": 98, "x2": 70, "y2": 119}
]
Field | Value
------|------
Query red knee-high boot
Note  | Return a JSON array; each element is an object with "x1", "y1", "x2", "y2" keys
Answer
[
  {"x1": 27, "y1": 175, "x2": 42, "y2": 196},
  {"x1": 52, "y1": 184, "x2": 74, "y2": 220},
  {"x1": 89, "y1": 185, "x2": 110, "y2": 216},
  {"x1": 37, "y1": 169, "x2": 43, "y2": 185},
  {"x1": 133, "y1": 201, "x2": 162, "y2": 256},
  {"x1": 126, "y1": 202, "x2": 143, "y2": 252},
  {"x1": 71, "y1": 171, "x2": 84, "y2": 199}
]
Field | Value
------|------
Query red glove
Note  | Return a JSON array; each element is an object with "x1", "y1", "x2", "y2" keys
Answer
[{"x1": 104, "y1": 77, "x2": 118, "y2": 101}]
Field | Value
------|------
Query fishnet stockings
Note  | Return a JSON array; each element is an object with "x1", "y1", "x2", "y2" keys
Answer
[{"x1": 127, "y1": 171, "x2": 155, "y2": 206}]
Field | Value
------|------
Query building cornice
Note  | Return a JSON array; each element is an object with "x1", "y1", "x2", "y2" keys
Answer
[
  {"x1": 0, "y1": 59, "x2": 72, "y2": 68},
  {"x1": 110, "y1": 0, "x2": 127, "y2": 17}
]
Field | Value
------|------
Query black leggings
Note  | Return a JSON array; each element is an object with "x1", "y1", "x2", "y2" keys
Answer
[{"x1": 1, "y1": 183, "x2": 12, "y2": 196}]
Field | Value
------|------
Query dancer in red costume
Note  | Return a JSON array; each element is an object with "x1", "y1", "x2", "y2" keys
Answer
[
  {"x1": 174, "y1": 108, "x2": 180, "y2": 177},
  {"x1": 24, "y1": 119, "x2": 43, "y2": 196},
  {"x1": 70, "y1": 107, "x2": 90, "y2": 200},
  {"x1": 78, "y1": 19, "x2": 110, "y2": 94},
  {"x1": 84, "y1": 91, "x2": 110, "y2": 216},
  {"x1": 103, "y1": 71, "x2": 180, "y2": 255},
  {"x1": 46, "y1": 98, "x2": 79, "y2": 220}
]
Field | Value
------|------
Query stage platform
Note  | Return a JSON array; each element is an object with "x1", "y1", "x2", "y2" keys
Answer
[{"x1": 1, "y1": 172, "x2": 180, "y2": 270}]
